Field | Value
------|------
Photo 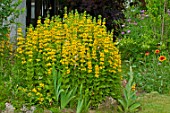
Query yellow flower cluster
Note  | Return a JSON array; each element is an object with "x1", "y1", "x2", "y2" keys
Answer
[
  {"x1": 16, "y1": 9, "x2": 122, "y2": 105},
  {"x1": 131, "y1": 84, "x2": 136, "y2": 91},
  {"x1": 18, "y1": 82, "x2": 45, "y2": 104},
  {"x1": 0, "y1": 34, "x2": 13, "y2": 57},
  {"x1": 16, "y1": 10, "x2": 121, "y2": 77}
]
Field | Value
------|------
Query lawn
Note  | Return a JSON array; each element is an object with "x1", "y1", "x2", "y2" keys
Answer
[{"x1": 138, "y1": 92, "x2": 170, "y2": 113}]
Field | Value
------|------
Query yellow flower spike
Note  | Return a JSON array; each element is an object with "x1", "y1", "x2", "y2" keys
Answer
[
  {"x1": 37, "y1": 19, "x2": 41, "y2": 24},
  {"x1": 28, "y1": 54, "x2": 33, "y2": 57},
  {"x1": 111, "y1": 70, "x2": 117, "y2": 73},
  {"x1": 39, "y1": 83, "x2": 44, "y2": 88},
  {"x1": 36, "y1": 92, "x2": 41, "y2": 96},
  {"x1": 17, "y1": 41, "x2": 24, "y2": 45},
  {"x1": 87, "y1": 63, "x2": 92, "y2": 70},
  {"x1": 28, "y1": 59, "x2": 33, "y2": 62},
  {"x1": 0, "y1": 53, "x2": 4, "y2": 56},
  {"x1": 99, "y1": 62, "x2": 104, "y2": 65},
  {"x1": 88, "y1": 69, "x2": 92, "y2": 73},
  {"x1": 47, "y1": 70, "x2": 52, "y2": 75},
  {"x1": 17, "y1": 28, "x2": 22, "y2": 33},
  {"x1": 52, "y1": 58, "x2": 56, "y2": 62},
  {"x1": 100, "y1": 56, "x2": 104, "y2": 61},
  {"x1": 81, "y1": 67, "x2": 86, "y2": 71},
  {"x1": 16, "y1": 47, "x2": 22, "y2": 52},
  {"x1": 0, "y1": 49, "x2": 3, "y2": 52},
  {"x1": 66, "y1": 69, "x2": 70, "y2": 74},
  {"x1": 95, "y1": 65, "x2": 99, "y2": 72},
  {"x1": 104, "y1": 49, "x2": 109, "y2": 53},
  {"x1": 38, "y1": 97, "x2": 44, "y2": 104},
  {"x1": 131, "y1": 84, "x2": 136, "y2": 91},
  {"x1": 32, "y1": 88, "x2": 37, "y2": 93},
  {"x1": 64, "y1": 13, "x2": 68, "y2": 19},
  {"x1": 27, "y1": 93, "x2": 32, "y2": 97},
  {"x1": 37, "y1": 88, "x2": 41, "y2": 91},
  {"x1": 118, "y1": 69, "x2": 122, "y2": 72},
  {"x1": 23, "y1": 88, "x2": 27, "y2": 92},
  {"x1": 21, "y1": 60, "x2": 26, "y2": 64},
  {"x1": 95, "y1": 73, "x2": 99, "y2": 78},
  {"x1": 46, "y1": 63, "x2": 51, "y2": 67},
  {"x1": 48, "y1": 68, "x2": 52, "y2": 72},
  {"x1": 100, "y1": 52, "x2": 105, "y2": 57},
  {"x1": 17, "y1": 37, "x2": 25, "y2": 41},
  {"x1": 99, "y1": 66, "x2": 103, "y2": 70}
]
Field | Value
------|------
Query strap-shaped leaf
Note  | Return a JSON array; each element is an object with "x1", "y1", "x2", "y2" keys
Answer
[
  {"x1": 129, "y1": 103, "x2": 141, "y2": 112},
  {"x1": 118, "y1": 99, "x2": 126, "y2": 110}
]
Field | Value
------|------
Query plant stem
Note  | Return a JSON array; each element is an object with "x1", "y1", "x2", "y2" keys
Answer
[{"x1": 161, "y1": 0, "x2": 167, "y2": 42}]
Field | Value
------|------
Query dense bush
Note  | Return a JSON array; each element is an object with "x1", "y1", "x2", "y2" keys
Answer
[{"x1": 16, "y1": 9, "x2": 122, "y2": 107}]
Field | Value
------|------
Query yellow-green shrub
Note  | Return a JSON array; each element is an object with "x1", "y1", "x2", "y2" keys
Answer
[
  {"x1": 16, "y1": 8, "x2": 122, "y2": 107},
  {"x1": 0, "y1": 34, "x2": 13, "y2": 58},
  {"x1": 0, "y1": 33, "x2": 13, "y2": 72}
]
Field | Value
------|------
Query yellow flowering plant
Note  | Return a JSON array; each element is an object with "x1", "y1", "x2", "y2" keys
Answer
[
  {"x1": 0, "y1": 33, "x2": 14, "y2": 77},
  {"x1": 16, "y1": 8, "x2": 122, "y2": 107}
]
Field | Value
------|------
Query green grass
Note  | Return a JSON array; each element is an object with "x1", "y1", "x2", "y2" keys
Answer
[{"x1": 138, "y1": 92, "x2": 170, "y2": 113}]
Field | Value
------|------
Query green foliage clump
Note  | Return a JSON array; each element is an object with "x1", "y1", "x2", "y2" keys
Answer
[{"x1": 16, "y1": 9, "x2": 122, "y2": 107}]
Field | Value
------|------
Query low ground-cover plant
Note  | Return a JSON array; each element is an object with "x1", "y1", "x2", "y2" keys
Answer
[{"x1": 14, "y1": 8, "x2": 122, "y2": 109}]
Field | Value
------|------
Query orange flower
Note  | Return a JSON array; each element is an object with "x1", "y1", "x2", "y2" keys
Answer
[
  {"x1": 159, "y1": 56, "x2": 166, "y2": 62},
  {"x1": 155, "y1": 49, "x2": 160, "y2": 54},
  {"x1": 145, "y1": 51, "x2": 150, "y2": 56}
]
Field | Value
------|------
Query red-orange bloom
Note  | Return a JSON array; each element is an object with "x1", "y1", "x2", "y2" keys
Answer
[
  {"x1": 159, "y1": 56, "x2": 166, "y2": 62},
  {"x1": 155, "y1": 49, "x2": 160, "y2": 54},
  {"x1": 145, "y1": 51, "x2": 150, "y2": 56}
]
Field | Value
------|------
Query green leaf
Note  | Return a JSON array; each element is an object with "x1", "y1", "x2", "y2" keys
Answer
[
  {"x1": 117, "y1": 105, "x2": 123, "y2": 112},
  {"x1": 60, "y1": 87, "x2": 77, "y2": 109},
  {"x1": 76, "y1": 99, "x2": 84, "y2": 113},
  {"x1": 118, "y1": 99, "x2": 126, "y2": 110},
  {"x1": 129, "y1": 103, "x2": 141, "y2": 112}
]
